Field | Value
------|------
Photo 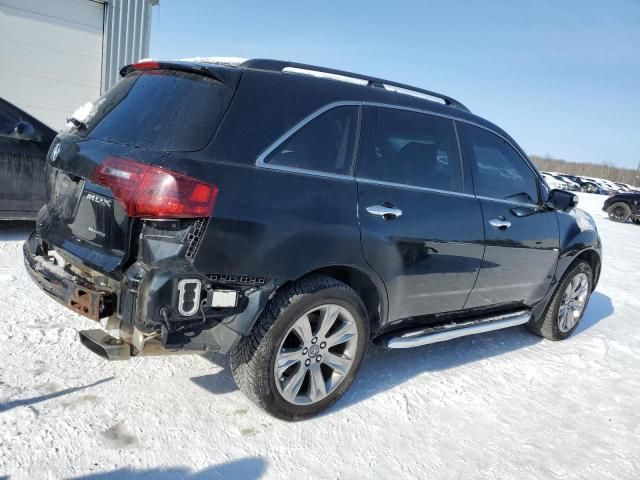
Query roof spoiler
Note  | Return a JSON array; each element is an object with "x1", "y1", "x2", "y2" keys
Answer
[{"x1": 119, "y1": 60, "x2": 241, "y2": 86}]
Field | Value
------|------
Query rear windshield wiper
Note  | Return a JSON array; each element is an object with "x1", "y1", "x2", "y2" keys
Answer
[{"x1": 67, "y1": 117, "x2": 87, "y2": 130}]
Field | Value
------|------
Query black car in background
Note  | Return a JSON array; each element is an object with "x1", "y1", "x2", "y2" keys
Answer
[
  {"x1": 0, "y1": 98, "x2": 56, "y2": 219},
  {"x1": 23, "y1": 59, "x2": 602, "y2": 419},
  {"x1": 562, "y1": 174, "x2": 609, "y2": 194},
  {"x1": 604, "y1": 191, "x2": 640, "y2": 224}
]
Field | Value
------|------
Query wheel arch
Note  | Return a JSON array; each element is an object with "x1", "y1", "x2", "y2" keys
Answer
[
  {"x1": 560, "y1": 248, "x2": 602, "y2": 291},
  {"x1": 531, "y1": 246, "x2": 601, "y2": 329},
  {"x1": 608, "y1": 199, "x2": 632, "y2": 210},
  {"x1": 283, "y1": 265, "x2": 389, "y2": 337},
  {"x1": 575, "y1": 248, "x2": 601, "y2": 290}
]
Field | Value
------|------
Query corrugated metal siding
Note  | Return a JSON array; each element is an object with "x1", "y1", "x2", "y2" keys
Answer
[{"x1": 102, "y1": 0, "x2": 157, "y2": 92}]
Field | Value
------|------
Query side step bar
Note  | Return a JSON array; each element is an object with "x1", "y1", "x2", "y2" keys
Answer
[{"x1": 383, "y1": 310, "x2": 532, "y2": 349}]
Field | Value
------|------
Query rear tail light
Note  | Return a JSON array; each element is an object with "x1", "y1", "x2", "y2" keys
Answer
[{"x1": 91, "y1": 156, "x2": 218, "y2": 218}]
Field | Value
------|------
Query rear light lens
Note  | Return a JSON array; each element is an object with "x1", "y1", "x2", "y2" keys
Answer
[{"x1": 91, "y1": 156, "x2": 218, "y2": 218}]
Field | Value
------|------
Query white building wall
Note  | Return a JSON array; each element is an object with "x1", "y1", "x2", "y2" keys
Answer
[
  {"x1": 0, "y1": 0, "x2": 157, "y2": 129},
  {"x1": 0, "y1": 0, "x2": 105, "y2": 128}
]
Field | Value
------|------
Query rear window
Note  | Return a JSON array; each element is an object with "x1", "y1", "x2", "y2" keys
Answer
[{"x1": 82, "y1": 70, "x2": 233, "y2": 152}]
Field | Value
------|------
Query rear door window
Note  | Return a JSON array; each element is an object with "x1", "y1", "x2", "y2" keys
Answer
[
  {"x1": 81, "y1": 71, "x2": 234, "y2": 152},
  {"x1": 262, "y1": 105, "x2": 359, "y2": 175},
  {"x1": 458, "y1": 123, "x2": 539, "y2": 205},
  {"x1": 356, "y1": 107, "x2": 464, "y2": 192}
]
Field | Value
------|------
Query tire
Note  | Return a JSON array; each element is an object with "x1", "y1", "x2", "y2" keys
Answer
[
  {"x1": 527, "y1": 261, "x2": 593, "y2": 340},
  {"x1": 230, "y1": 275, "x2": 369, "y2": 420},
  {"x1": 607, "y1": 202, "x2": 631, "y2": 222}
]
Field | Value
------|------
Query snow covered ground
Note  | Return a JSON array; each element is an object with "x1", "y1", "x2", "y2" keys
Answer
[{"x1": 0, "y1": 193, "x2": 638, "y2": 479}]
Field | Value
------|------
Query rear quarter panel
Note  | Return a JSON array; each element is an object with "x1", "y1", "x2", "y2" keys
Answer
[
  {"x1": 191, "y1": 164, "x2": 366, "y2": 281},
  {"x1": 191, "y1": 70, "x2": 381, "y2": 280}
]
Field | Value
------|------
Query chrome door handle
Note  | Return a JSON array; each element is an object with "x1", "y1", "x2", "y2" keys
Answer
[
  {"x1": 489, "y1": 218, "x2": 511, "y2": 230},
  {"x1": 366, "y1": 205, "x2": 403, "y2": 219}
]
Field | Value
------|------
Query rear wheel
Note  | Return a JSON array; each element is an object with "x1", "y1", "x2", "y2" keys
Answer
[
  {"x1": 528, "y1": 261, "x2": 593, "y2": 340},
  {"x1": 607, "y1": 202, "x2": 631, "y2": 222},
  {"x1": 230, "y1": 275, "x2": 369, "y2": 420}
]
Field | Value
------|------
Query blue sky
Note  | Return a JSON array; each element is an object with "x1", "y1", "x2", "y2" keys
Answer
[{"x1": 150, "y1": 0, "x2": 640, "y2": 169}]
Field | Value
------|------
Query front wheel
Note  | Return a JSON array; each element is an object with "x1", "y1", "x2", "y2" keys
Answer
[
  {"x1": 230, "y1": 275, "x2": 369, "y2": 420},
  {"x1": 528, "y1": 261, "x2": 593, "y2": 340},
  {"x1": 607, "y1": 202, "x2": 631, "y2": 222}
]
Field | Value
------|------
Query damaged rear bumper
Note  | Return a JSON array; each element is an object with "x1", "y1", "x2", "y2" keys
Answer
[
  {"x1": 23, "y1": 231, "x2": 280, "y2": 358},
  {"x1": 23, "y1": 233, "x2": 116, "y2": 321}
]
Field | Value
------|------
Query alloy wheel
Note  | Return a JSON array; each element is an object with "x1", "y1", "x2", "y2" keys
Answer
[
  {"x1": 557, "y1": 273, "x2": 589, "y2": 332},
  {"x1": 274, "y1": 304, "x2": 359, "y2": 405},
  {"x1": 610, "y1": 205, "x2": 628, "y2": 221}
]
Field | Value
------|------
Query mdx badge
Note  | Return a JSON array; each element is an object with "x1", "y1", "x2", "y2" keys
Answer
[{"x1": 86, "y1": 193, "x2": 112, "y2": 207}]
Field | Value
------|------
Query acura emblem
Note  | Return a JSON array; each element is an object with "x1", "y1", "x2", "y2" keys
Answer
[{"x1": 50, "y1": 143, "x2": 61, "y2": 162}]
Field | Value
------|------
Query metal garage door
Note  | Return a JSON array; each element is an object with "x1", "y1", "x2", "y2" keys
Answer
[{"x1": 0, "y1": 0, "x2": 104, "y2": 130}]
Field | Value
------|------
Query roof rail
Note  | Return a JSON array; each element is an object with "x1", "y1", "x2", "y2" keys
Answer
[{"x1": 241, "y1": 58, "x2": 470, "y2": 112}]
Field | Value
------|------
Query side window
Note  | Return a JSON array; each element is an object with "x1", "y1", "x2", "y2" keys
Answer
[
  {"x1": 356, "y1": 107, "x2": 463, "y2": 192},
  {"x1": 459, "y1": 123, "x2": 539, "y2": 205},
  {"x1": 263, "y1": 105, "x2": 359, "y2": 175}
]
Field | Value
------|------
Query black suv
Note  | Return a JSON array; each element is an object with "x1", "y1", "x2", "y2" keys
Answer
[
  {"x1": 23, "y1": 59, "x2": 602, "y2": 419},
  {"x1": 603, "y1": 191, "x2": 640, "y2": 224}
]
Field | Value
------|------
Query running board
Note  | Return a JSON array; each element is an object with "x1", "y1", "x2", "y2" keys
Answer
[{"x1": 383, "y1": 310, "x2": 532, "y2": 349}]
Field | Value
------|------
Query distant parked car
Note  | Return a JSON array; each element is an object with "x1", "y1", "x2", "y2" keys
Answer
[
  {"x1": 547, "y1": 173, "x2": 580, "y2": 191},
  {"x1": 541, "y1": 172, "x2": 568, "y2": 190},
  {"x1": 580, "y1": 177, "x2": 611, "y2": 195},
  {"x1": 596, "y1": 178, "x2": 620, "y2": 193},
  {"x1": 0, "y1": 97, "x2": 56, "y2": 219},
  {"x1": 555, "y1": 175, "x2": 581, "y2": 191},
  {"x1": 560, "y1": 174, "x2": 606, "y2": 194},
  {"x1": 614, "y1": 182, "x2": 636, "y2": 193},
  {"x1": 603, "y1": 191, "x2": 640, "y2": 224},
  {"x1": 542, "y1": 172, "x2": 573, "y2": 189}
]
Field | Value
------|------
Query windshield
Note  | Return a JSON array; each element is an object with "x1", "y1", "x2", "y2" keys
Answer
[{"x1": 71, "y1": 70, "x2": 234, "y2": 152}]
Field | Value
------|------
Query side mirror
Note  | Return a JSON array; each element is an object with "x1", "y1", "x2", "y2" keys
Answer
[
  {"x1": 14, "y1": 121, "x2": 38, "y2": 141},
  {"x1": 547, "y1": 189, "x2": 579, "y2": 211}
]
